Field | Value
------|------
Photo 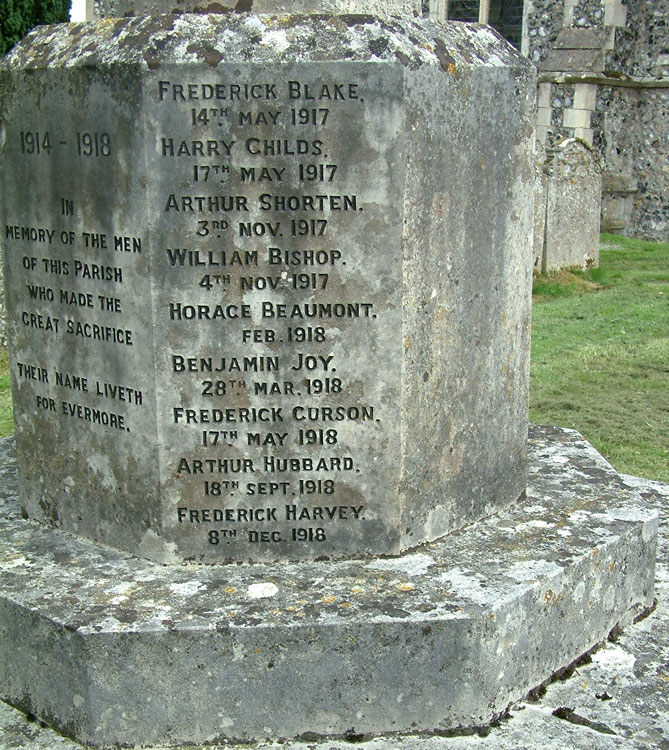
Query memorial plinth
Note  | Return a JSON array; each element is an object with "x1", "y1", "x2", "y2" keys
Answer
[
  {"x1": 0, "y1": 9, "x2": 657, "y2": 750},
  {"x1": 0, "y1": 14, "x2": 534, "y2": 564},
  {"x1": 0, "y1": 428, "x2": 658, "y2": 746}
]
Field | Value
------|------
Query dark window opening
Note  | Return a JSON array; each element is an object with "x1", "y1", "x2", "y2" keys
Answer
[{"x1": 448, "y1": 0, "x2": 524, "y2": 49}]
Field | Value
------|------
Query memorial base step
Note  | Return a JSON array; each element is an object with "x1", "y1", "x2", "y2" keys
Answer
[{"x1": 0, "y1": 425, "x2": 657, "y2": 748}]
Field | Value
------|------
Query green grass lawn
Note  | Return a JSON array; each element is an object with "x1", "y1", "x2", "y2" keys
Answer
[
  {"x1": 0, "y1": 233, "x2": 666, "y2": 481},
  {"x1": 530, "y1": 233, "x2": 668, "y2": 482}
]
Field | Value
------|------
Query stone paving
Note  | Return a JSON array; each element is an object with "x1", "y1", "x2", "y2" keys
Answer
[{"x1": 1, "y1": 474, "x2": 666, "y2": 750}]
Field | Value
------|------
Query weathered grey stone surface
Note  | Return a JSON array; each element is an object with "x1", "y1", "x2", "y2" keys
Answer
[
  {"x1": 0, "y1": 254, "x2": 6, "y2": 347},
  {"x1": 532, "y1": 146, "x2": 548, "y2": 272},
  {"x1": 1, "y1": 474, "x2": 667, "y2": 750},
  {"x1": 541, "y1": 47, "x2": 606, "y2": 72},
  {"x1": 539, "y1": 138, "x2": 601, "y2": 272},
  {"x1": 553, "y1": 27, "x2": 611, "y2": 51},
  {"x1": 0, "y1": 15, "x2": 535, "y2": 564},
  {"x1": 86, "y1": 0, "x2": 421, "y2": 20},
  {"x1": 1, "y1": 475, "x2": 666, "y2": 750},
  {"x1": 0, "y1": 427, "x2": 658, "y2": 746}
]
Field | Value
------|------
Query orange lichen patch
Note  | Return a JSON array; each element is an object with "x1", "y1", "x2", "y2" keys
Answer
[
  {"x1": 397, "y1": 583, "x2": 415, "y2": 592},
  {"x1": 321, "y1": 595, "x2": 337, "y2": 604},
  {"x1": 224, "y1": 587, "x2": 237, "y2": 594}
]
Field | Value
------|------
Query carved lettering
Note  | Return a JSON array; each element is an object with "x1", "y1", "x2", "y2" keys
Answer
[
  {"x1": 158, "y1": 81, "x2": 278, "y2": 101},
  {"x1": 4, "y1": 67, "x2": 395, "y2": 559}
]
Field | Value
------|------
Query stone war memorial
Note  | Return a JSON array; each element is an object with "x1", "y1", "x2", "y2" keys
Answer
[{"x1": 0, "y1": 2, "x2": 658, "y2": 748}]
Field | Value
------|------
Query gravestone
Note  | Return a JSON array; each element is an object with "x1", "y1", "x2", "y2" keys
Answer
[
  {"x1": 0, "y1": 7, "x2": 658, "y2": 749},
  {"x1": 536, "y1": 138, "x2": 601, "y2": 273},
  {"x1": 0, "y1": 12, "x2": 534, "y2": 565},
  {"x1": 532, "y1": 144, "x2": 548, "y2": 272},
  {"x1": 601, "y1": 171, "x2": 638, "y2": 233}
]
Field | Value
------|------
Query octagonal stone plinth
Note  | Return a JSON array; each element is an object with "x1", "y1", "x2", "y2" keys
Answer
[
  {"x1": 0, "y1": 15, "x2": 535, "y2": 563},
  {"x1": 0, "y1": 427, "x2": 658, "y2": 747},
  {"x1": 87, "y1": 0, "x2": 422, "y2": 19}
]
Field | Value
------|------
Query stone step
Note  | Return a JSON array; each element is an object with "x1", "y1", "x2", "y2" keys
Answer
[{"x1": 0, "y1": 426, "x2": 657, "y2": 747}]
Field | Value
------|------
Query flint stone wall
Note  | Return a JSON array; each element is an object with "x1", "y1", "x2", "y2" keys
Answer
[
  {"x1": 607, "y1": 0, "x2": 669, "y2": 78},
  {"x1": 525, "y1": 0, "x2": 567, "y2": 66},
  {"x1": 530, "y1": 0, "x2": 667, "y2": 240},
  {"x1": 596, "y1": 85, "x2": 669, "y2": 240}
]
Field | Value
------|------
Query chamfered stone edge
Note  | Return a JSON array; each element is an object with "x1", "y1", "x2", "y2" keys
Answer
[{"x1": 0, "y1": 426, "x2": 657, "y2": 746}]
